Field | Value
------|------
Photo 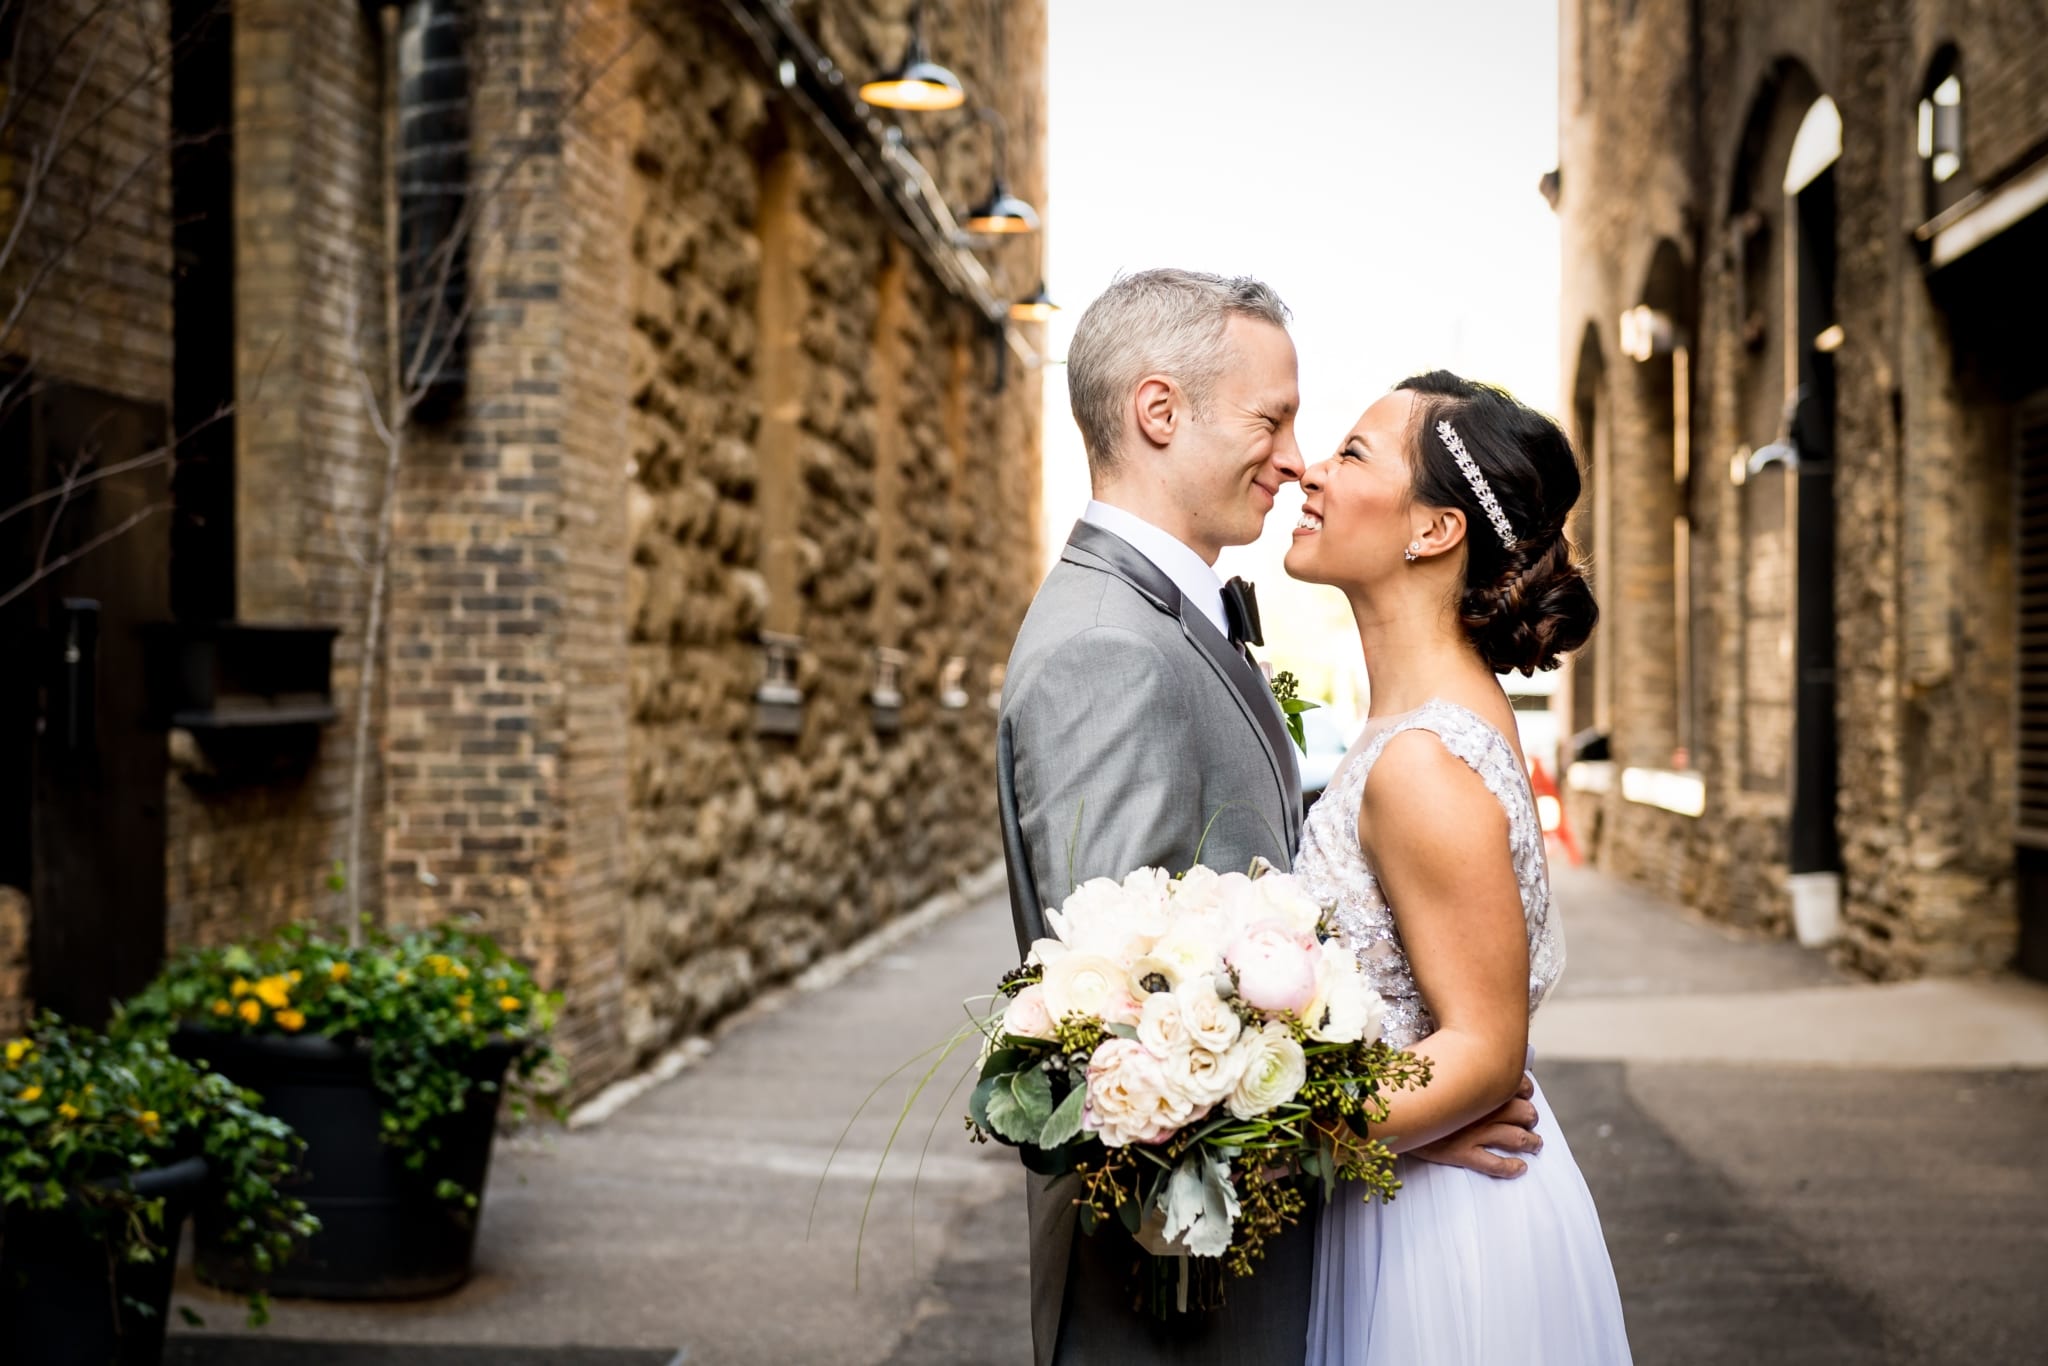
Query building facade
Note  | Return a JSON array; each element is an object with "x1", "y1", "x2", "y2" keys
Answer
[
  {"x1": 0, "y1": 0, "x2": 1047, "y2": 1092},
  {"x1": 1556, "y1": 0, "x2": 2048, "y2": 978}
]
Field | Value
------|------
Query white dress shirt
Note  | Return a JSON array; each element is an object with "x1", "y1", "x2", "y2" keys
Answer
[{"x1": 1080, "y1": 500, "x2": 1230, "y2": 637}]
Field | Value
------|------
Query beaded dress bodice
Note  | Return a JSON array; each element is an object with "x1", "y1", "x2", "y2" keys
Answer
[{"x1": 1293, "y1": 699, "x2": 1564, "y2": 1051}]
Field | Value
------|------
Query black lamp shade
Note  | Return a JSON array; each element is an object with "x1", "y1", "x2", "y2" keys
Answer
[
  {"x1": 1009, "y1": 281, "x2": 1058, "y2": 321},
  {"x1": 965, "y1": 177, "x2": 1040, "y2": 234},
  {"x1": 859, "y1": 29, "x2": 965, "y2": 111}
]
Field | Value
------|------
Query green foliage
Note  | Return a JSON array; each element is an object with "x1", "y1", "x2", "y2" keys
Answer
[
  {"x1": 0, "y1": 1015, "x2": 317, "y2": 1325},
  {"x1": 119, "y1": 921, "x2": 563, "y2": 1200},
  {"x1": 1267, "y1": 671, "x2": 1322, "y2": 753}
]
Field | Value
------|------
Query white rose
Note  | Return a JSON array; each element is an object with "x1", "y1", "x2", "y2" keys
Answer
[
  {"x1": 1226, "y1": 1022, "x2": 1309, "y2": 1119},
  {"x1": 1084, "y1": 1039, "x2": 1197, "y2": 1147},
  {"x1": 1174, "y1": 975, "x2": 1243, "y2": 1054},
  {"x1": 1001, "y1": 984, "x2": 1057, "y2": 1041},
  {"x1": 1136, "y1": 989, "x2": 1192, "y2": 1059},
  {"x1": 1041, "y1": 952, "x2": 1142, "y2": 1026},
  {"x1": 1160, "y1": 1044, "x2": 1246, "y2": 1109}
]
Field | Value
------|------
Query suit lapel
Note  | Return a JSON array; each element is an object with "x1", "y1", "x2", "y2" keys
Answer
[{"x1": 1061, "y1": 521, "x2": 1300, "y2": 852}]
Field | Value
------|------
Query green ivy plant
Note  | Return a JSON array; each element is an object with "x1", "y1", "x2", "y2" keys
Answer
[
  {"x1": 0, "y1": 1014, "x2": 317, "y2": 1325},
  {"x1": 119, "y1": 922, "x2": 563, "y2": 1207}
]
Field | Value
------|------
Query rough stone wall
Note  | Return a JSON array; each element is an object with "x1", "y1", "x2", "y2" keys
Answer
[
  {"x1": 1558, "y1": 0, "x2": 2048, "y2": 975},
  {"x1": 619, "y1": 0, "x2": 1043, "y2": 1065}
]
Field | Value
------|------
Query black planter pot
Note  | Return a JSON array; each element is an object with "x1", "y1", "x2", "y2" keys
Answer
[
  {"x1": 0, "y1": 1153, "x2": 209, "y2": 1366},
  {"x1": 171, "y1": 1028, "x2": 519, "y2": 1300}
]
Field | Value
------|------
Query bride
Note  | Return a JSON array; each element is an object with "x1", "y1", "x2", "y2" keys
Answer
[{"x1": 1285, "y1": 370, "x2": 1632, "y2": 1364}]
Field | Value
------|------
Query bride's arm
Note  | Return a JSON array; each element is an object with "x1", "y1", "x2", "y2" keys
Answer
[{"x1": 1353, "y1": 731, "x2": 1532, "y2": 1154}]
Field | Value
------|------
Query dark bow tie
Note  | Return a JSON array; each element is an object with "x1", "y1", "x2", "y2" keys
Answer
[{"x1": 1222, "y1": 577, "x2": 1263, "y2": 649}]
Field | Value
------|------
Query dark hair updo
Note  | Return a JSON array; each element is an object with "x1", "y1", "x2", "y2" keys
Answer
[{"x1": 1396, "y1": 370, "x2": 1598, "y2": 676}]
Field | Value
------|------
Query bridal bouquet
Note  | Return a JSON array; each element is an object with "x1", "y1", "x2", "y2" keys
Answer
[{"x1": 968, "y1": 863, "x2": 1430, "y2": 1313}]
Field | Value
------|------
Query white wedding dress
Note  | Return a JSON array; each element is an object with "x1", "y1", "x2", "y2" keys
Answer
[{"x1": 1295, "y1": 699, "x2": 1632, "y2": 1365}]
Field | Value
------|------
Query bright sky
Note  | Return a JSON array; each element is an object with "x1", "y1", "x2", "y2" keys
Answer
[{"x1": 1036, "y1": 0, "x2": 1562, "y2": 720}]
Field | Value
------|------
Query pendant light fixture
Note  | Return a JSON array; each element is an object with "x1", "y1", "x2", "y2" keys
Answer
[
  {"x1": 858, "y1": 3, "x2": 965, "y2": 112},
  {"x1": 963, "y1": 106, "x2": 1040, "y2": 235},
  {"x1": 1009, "y1": 281, "x2": 1058, "y2": 322}
]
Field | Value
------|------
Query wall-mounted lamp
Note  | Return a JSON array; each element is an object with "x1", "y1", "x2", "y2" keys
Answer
[
  {"x1": 963, "y1": 106, "x2": 1039, "y2": 235},
  {"x1": 1008, "y1": 281, "x2": 1058, "y2": 322},
  {"x1": 870, "y1": 647, "x2": 907, "y2": 735},
  {"x1": 858, "y1": 3, "x2": 965, "y2": 112},
  {"x1": 1919, "y1": 74, "x2": 1963, "y2": 185},
  {"x1": 754, "y1": 631, "x2": 805, "y2": 737},
  {"x1": 1618, "y1": 304, "x2": 1678, "y2": 363},
  {"x1": 938, "y1": 655, "x2": 970, "y2": 710}
]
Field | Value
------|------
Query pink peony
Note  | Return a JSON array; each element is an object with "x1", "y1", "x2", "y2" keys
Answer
[{"x1": 1226, "y1": 919, "x2": 1322, "y2": 1016}]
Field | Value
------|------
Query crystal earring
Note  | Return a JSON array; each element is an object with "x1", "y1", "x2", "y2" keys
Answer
[{"x1": 1404, "y1": 541, "x2": 1420, "y2": 563}]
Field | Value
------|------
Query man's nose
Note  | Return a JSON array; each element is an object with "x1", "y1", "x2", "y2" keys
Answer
[{"x1": 1272, "y1": 430, "x2": 1306, "y2": 483}]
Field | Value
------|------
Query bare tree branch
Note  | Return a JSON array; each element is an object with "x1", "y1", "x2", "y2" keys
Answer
[{"x1": 0, "y1": 499, "x2": 160, "y2": 612}]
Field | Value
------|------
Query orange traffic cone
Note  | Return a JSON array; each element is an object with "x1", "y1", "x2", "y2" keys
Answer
[{"x1": 1528, "y1": 755, "x2": 1581, "y2": 866}]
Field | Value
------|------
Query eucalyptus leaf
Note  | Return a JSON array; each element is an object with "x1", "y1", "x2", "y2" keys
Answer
[
  {"x1": 968, "y1": 1073, "x2": 1003, "y2": 1132},
  {"x1": 981, "y1": 1072, "x2": 1037, "y2": 1144},
  {"x1": 1011, "y1": 1066, "x2": 1054, "y2": 1130},
  {"x1": 1103, "y1": 1022, "x2": 1139, "y2": 1041},
  {"x1": 1038, "y1": 1083, "x2": 1087, "y2": 1148}
]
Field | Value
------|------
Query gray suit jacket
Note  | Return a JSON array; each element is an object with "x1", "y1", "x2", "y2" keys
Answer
[{"x1": 996, "y1": 520, "x2": 1309, "y2": 1366}]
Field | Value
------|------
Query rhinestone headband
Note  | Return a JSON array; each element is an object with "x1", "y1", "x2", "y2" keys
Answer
[{"x1": 1436, "y1": 419, "x2": 1516, "y2": 549}]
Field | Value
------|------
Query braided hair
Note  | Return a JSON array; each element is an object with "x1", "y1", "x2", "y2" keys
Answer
[{"x1": 1397, "y1": 371, "x2": 1598, "y2": 675}]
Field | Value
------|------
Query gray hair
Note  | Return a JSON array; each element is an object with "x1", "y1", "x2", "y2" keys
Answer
[{"x1": 1066, "y1": 268, "x2": 1292, "y2": 475}]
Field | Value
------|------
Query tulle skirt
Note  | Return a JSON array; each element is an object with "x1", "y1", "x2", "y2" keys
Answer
[{"x1": 1306, "y1": 1066, "x2": 1632, "y2": 1365}]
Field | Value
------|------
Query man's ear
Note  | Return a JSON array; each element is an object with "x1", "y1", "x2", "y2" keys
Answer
[{"x1": 1133, "y1": 375, "x2": 1179, "y2": 450}]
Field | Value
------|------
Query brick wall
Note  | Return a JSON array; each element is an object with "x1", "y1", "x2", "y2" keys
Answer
[{"x1": 1558, "y1": 0, "x2": 2048, "y2": 976}]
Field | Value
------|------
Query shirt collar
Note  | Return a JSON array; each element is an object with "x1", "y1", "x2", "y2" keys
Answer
[{"x1": 1080, "y1": 500, "x2": 1229, "y2": 636}]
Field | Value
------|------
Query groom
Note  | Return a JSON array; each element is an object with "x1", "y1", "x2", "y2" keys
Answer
[{"x1": 996, "y1": 269, "x2": 1542, "y2": 1366}]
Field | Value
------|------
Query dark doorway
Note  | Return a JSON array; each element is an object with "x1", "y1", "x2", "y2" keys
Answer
[
  {"x1": 1788, "y1": 164, "x2": 1840, "y2": 879},
  {"x1": 1, "y1": 382, "x2": 171, "y2": 1025}
]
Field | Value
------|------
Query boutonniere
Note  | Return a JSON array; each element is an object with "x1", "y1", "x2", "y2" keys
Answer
[{"x1": 1267, "y1": 670, "x2": 1321, "y2": 754}]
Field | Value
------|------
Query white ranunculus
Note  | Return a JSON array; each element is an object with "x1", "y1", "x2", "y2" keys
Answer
[
  {"x1": 1250, "y1": 871, "x2": 1328, "y2": 936},
  {"x1": 1041, "y1": 951, "x2": 1142, "y2": 1026},
  {"x1": 1001, "y1": 984, "x2": 1057, "y2": 1041},
  {"x1": 1136, "y1": 988, "x2": 1193, "y2": 1059},
  {"x1": 1174, "y1": 975, "x2": 1243, "y2": 1054},
  {"x1": 1084, "y1": 1038, "x2": 1196, "y2": 1147},
  {"x1": 1050, "y1": 877, "x2": 1162, "y2": 964},
  {"x1": 1213, "y1": 872, "x2": 1272, "y2": 937},
  {"x1": 1170, "y1": 866, "x2": 1227, "y2": 917},
  {"x1": 1120, "y1": 866, "x2": 1176, "y2": 911},
  {"x1": 1146, "y1": 923, "x2": 1224, "y2": 988},
  {"x1": 1025, "y1": 936, "x2": 1069, "y2": 968},
  {"x1": 1161, "y1": 1043, "x2": 1246, "y2": 1109},
  {"x1": 1226, "y1": 1022, "x2": 1309, "y2": 1119}
]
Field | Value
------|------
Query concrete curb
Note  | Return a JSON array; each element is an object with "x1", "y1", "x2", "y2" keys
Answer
[{"x1": 567, "y1": 861, "x2": 1007, "y2": 1128}]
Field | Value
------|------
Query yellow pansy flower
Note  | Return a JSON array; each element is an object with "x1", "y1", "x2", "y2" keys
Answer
[
  {"x1": 212, "y1": 998, "x2": 233, "y2": 1016},
  {"x1": 454, "y1": 993, "x2": 473, "y2": 1010},
  {"x1": 499, "y1": 995, "x2": 523, "y2": 1012},
  {"x1": 395, "y1": 969, "x2": 411, "y2": 986},
  {"x1": 136, "y1": 1110, "x2": 160, "y2": 1136},
  {"x1": 230, "y1": 977, "x2": 252, "y2": 997},
  {"x1": 4, "y1": 1039, "x2": 29, "y2": 1067},
  {"x1": 18, "y1": 1085, "x2": 42, "y2": 1103},
  {"x1": 275, "y1": 1009, "x2": 306, "y2": 1032},
  {"x1": 458, "y1": 1010, "x2": 474, "y2": 1026},
  {"x1": 57, "y1": 1101, "x2": 79, "y2": 1120},
  {"x1": 238, "y1": 999, "x2": 262, "y2": 1024},
  {"x1": 330, "y1": 961, "x2": 352, "y2": 983},
  {"x1": 452, "y1": 963, "x2": 470, "y2": 980},
  {"x1": 254, "y1": 976, "x2": 291, "y2": 1010},
  {"x1": 287, "y1": 970, "x2": 302, "y2": 985}
]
